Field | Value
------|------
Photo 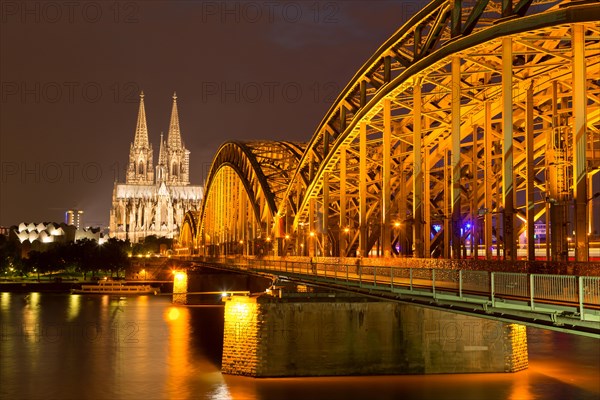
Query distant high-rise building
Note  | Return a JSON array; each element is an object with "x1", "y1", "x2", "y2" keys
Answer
[
  {"x1": 65, "y1": 209, "x2": 83, "y2": 229},
  {"x1": 109, "y1": 92, "x2": 203, "y2": 243}
]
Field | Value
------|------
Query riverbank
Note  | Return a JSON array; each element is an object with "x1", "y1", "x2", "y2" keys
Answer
[
  {"x1": 0, "y1": 282, "x2": 81, "y2": 293},
  {"x1": 0, "y1": 281, "x2": 173, "y2": 293}
]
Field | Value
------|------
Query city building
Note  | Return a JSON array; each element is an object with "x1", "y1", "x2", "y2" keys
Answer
[
  {"x1": 65, "y1": 209, "x2": 83, "y2": 229},
  {"x1": 10, "y1": 222, "x2": 103, "y2": 244},
  {"x1": 109, "y1": 92, "x2": 203, "y2": 243}
]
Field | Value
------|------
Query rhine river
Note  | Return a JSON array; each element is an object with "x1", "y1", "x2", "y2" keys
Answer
[{"x1": 1, "y1": 292, "x2": 598, "y2": 400}]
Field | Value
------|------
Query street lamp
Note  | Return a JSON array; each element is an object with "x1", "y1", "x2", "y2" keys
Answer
[
  {"x1": 309, "y1": 231, "x2": 319, "y2": 257},
  {"x1": 266, "y1": 236, "x2": 271, "y2": 257},
  {"x1": 283, "y1": 234, "x2": 290, "y2": 256}
]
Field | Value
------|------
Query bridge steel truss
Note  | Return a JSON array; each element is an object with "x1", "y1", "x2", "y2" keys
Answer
[{"x1": 191, "y1": 0, "x2": 600, "y2": 262}]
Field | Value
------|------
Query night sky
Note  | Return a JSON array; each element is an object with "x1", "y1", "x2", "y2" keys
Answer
[{"x1": 0, "y1": 1, "x2": 425, "y2": 228}]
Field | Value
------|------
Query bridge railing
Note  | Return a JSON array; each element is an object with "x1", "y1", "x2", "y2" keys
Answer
[{"x1": 201, "y1": 256, "x2": 600, "y2": 323}]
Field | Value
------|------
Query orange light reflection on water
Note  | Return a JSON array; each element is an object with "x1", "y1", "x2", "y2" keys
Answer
[
  {"x1": 165, "y1": 305, "x2": 231, "y2": 400},
  {"x1": 165, "y1": 305, "x2": 190, "y2": 397}
]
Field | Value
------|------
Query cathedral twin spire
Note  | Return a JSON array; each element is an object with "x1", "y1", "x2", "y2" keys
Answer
[
  {"x1": 168, "y1": 92, "x2": 183, "y2": 150},
  {"x1": 133, "y1": 91, "x2": 150, "y2": 148},
  {"x1": 126, "y1": 91, "x2": 190, "y2": 186}
]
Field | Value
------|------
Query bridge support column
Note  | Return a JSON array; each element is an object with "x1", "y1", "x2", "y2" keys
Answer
[
  {"x1": 359, "y1": 121, "x2": 368, "y2": 257},
  {"x1": 451, "y1": 56, "x2": 462, "y2": 259},
  {"x1": 502, "y1": 37, "x2": 516, "y2": 261},
  {"x1": 526, "y1": 85, "x2": 536, "y2": 261},
  {"x1": 222, "y1": 295, "x2": 528, "y2": 377},
  {"x1": 309, "y1": 197, "x2": 316, "y2": 258},
  {"x1": 471, "y1": 124, "x2": 479, "y2": 259},
  {"x1": 424, "y1": 145, "x2": 431, "y2": 257},
  {"x1": 548, "y1": 81, "x2": 567, "y2": 262},
  {"x1": 444, "y1": 150, "x2": 451, "y2": 259},
  {"x1": 382, "y1": 98, "x2": 392, "y2": 257},
  {"x1": 339, "y1": 149, "x2": 348, "y2": 257},
  {"x1": 484, "y1": 101, "x2": 493, "y2": 260},
  {"x1": 413, "y1": 82, "x2": 424, "y2": 258},
  {"x1": 323, "y1": 172, "x2": 330, "y2": 257},
  {"x1": 572, "y1": 23, "x2": 588, "y2": 262},
  {"x1": 309, "y1": 152, "x2": 316, "y2": 258}
]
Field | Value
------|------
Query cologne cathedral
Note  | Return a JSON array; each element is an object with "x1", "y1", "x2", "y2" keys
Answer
[{"x1": 109, "y1": 92, "x2": 202, "y2": 243}]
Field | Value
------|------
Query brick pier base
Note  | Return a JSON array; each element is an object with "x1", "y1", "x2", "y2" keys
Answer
[{"x1": 221, "y1": 294, "x2": 528, "y2": 377}]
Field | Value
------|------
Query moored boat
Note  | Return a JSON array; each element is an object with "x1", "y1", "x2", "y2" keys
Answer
[{"x1": 72, "y1": 280, "x2": 158, "y2": 295}]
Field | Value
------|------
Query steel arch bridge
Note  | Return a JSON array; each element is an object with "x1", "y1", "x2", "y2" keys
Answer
[{"x1": 184, "y1": 0, "x2": 600, "y2": 263}]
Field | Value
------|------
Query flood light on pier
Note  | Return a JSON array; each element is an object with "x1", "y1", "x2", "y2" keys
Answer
[{"x1": 173, "y1": 271, "x2": 186, "y2": 281}]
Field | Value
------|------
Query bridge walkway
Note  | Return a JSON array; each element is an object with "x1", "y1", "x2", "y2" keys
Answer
[{"x1": 187, "y1": 257, "x2": 600, "y2": 338}]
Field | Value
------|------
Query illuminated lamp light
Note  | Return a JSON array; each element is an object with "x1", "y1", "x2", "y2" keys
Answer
[{"x1": 174, "y1": 272, "x2": 186, "y2": 281}]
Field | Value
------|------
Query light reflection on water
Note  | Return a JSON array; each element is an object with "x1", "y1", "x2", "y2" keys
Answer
[{"x1": 0, "y1": 293, "x2": 598, "y2": 400}]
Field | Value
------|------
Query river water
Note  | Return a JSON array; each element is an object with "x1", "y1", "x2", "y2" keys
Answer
[{"x1": 1, "y1": 292, "x2": 598, "y2": 400}]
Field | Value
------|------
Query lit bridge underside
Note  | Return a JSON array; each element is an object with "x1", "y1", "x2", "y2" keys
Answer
[{"x1": 185, "y1": 0, "x2": 600, "y2": 263}]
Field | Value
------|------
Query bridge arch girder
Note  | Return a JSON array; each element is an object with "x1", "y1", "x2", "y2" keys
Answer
[
  {"x1": 179, "y1": 211, "x2": 199, "y2": 254},
  {"x1": 198, "y1": 141, "x2": 305, "y2": 256},
  {"x1": 276, "y1": 0, "x2": 600, "y2": 259}
]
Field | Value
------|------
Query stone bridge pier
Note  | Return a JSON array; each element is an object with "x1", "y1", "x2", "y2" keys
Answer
[{"x1": 221, "y1": 294, "x2": 528, "y2": 377}]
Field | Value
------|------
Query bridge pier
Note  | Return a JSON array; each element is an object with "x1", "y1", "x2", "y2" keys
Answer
[
  {"x1": 172, "y1": 271, "x2": 188, "y2": 305},
  {"x1": 222, "y1": 294, "x2": 528, "y2": 377}
]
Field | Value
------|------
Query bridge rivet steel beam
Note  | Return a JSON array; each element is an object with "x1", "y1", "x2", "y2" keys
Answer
[
  {"x1": 413, "y1": 82, "x2": 424, "y2": 258},
  {"x1": 484, "y1": 101, "x2": 493, "y2": 261},
  {"x1": 526, "y1": 85, "x2": 535, "y2": 261},
  {"x1": 502, "y1": 37, "x2": 516, "y2": 261},
  {"x1": 573, "y1": 23, "x2": 588, "y2": 262},
  {"x1": 359, "y1": 121, "x2": 368, "y2": 257},
  {"x1": 548, "y1": 80, "x2": 566, "y2": 261},
  {"x1": 471, "y1": 124, "x2": 479, "y2": 260},
  {"x1": 424, "y1": 137, "x2": 431, "y2": 257},
  {"x1": 382, "y1": 98, "x2": 392, "y2": 258},
  {"x1": 451, "y1": 56, "x2": 462, "y2": 259},
  {"x1": 323, "y1": 171, "x2": 330, "y2": 257},
  {"x1": 309, "y1": 153, "x2": 316, "y2": 258},
  {"x1": 339, "y1": 149, "x2": 347, "y2": 257}
]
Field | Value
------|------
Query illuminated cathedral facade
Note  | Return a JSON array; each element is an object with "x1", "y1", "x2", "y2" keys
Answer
[{"x1": 109, "y1": 92, "x2": 202, "y2": 243}]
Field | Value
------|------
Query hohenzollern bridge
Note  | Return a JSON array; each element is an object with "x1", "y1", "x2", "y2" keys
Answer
[
  {"x1": 180, "y1": 0, "x2": 600, "y2": 264},
  {"x1": 171, "y1": 0, "x2": 600, "y2": 337}
]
